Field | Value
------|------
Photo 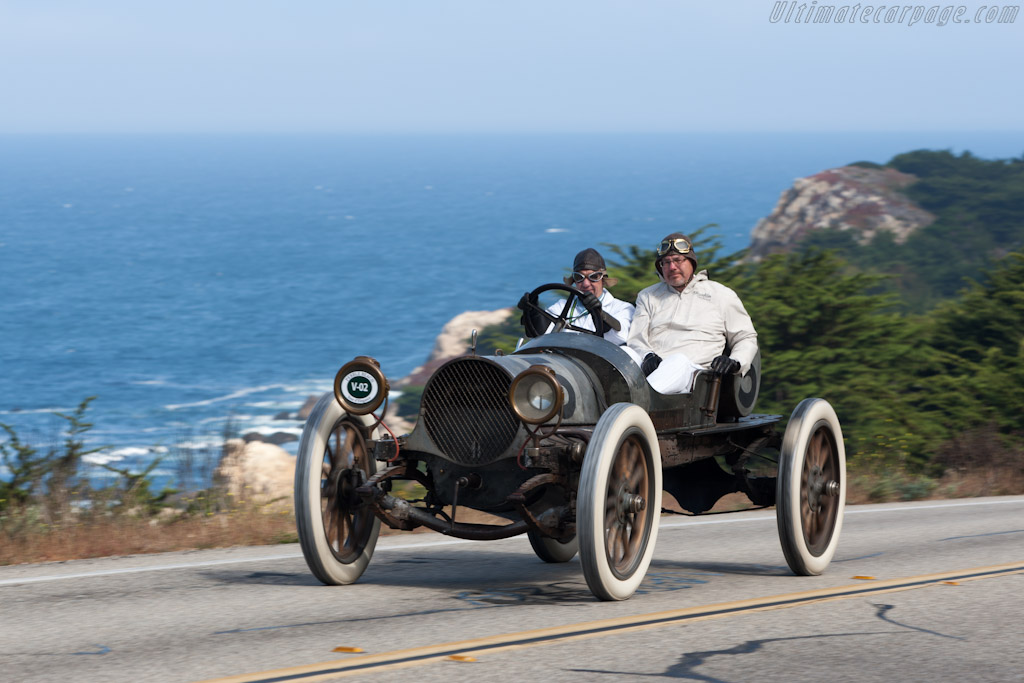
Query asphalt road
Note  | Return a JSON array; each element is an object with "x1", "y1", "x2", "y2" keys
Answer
[{"x1": 2, "y1": 496, "x2": 1022, "y2": 682}]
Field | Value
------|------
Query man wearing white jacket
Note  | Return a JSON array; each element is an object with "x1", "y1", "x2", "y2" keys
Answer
[
  {"x1": 626, "y1": 233, "x2": 758, "y2": 394},
  {"x1": 519, "y1": 248, "x2": 634, "y2": 345}
]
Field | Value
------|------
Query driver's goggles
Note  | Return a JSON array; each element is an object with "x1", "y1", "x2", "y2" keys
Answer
[
  {"x1": 571, "y1": 271, "x2": 606, "y2": 283},
  {"x1": 656, "y1": 238, "x2": 692, "y2": 256}
]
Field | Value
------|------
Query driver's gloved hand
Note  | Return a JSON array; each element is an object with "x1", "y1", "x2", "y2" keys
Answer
[
  {"x1": 578, "y1": 292, "x2": 607, "y2": 335},
  {"x1": 578, "y1": 291, "x2": 601, "y2": 313},
  {"x1": 518, "y1": 292, "x2": 547, "y2": 338},
  {"x1": 710, "y1": 355, "x2": 740, "y2": 375},
  {"x1": 641, "y1": 353, "x2": 662, "y2": 377}
]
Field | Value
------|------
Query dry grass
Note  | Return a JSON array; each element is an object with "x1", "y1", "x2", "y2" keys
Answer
[
  {"x1": 930, "y1": 466, "x2": 1024, "y2": 500},
  {"x1": 0, "y1": 508, "x2": 298, "y2": 566},
  {"x1": 4, "y1": 464, "x2": 1022, "y2": 567}
]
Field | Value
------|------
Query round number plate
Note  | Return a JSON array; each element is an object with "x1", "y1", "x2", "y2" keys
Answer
[{"x1": 333, "y1": 357, "x2": 388, "y2": 415}]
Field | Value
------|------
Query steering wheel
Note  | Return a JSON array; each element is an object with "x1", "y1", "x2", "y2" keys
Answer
[{"x1": 520, "y1": 283, "x2": 621, "y2": 338}]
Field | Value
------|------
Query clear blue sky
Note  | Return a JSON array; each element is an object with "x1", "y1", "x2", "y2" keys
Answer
[{"x1": 2, "y1": 0, "x2": 1021, "y2": 133}]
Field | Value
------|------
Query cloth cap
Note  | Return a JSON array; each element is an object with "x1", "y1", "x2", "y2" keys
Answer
[{"x1": 573, "y1": 248, "x2": 606, "y2": 272}]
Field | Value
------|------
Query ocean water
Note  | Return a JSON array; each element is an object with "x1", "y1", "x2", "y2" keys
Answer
[{"x1": 2, "y1": 132, "x2": 1023, "y2": 485}]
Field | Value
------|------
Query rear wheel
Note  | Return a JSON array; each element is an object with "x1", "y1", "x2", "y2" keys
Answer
[
  {"x1": 527, "y1": 531, "x2": 578, "y2": 563},
  {"x1": 776, "y1": 398, "x2": 846, "y2": 575},
  {"x1": 578, "y1": 403, "x2": 662, "y2": 601},
  {"x1": 295, "y1": 393, "x2": 381, "y2": 585}
]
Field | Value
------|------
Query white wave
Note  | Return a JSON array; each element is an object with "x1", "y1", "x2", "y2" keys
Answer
[
  {"x1": 0, "y1": 406, "x2": 72, "y2": 415},
  {"x1": 84, "y1": 445, "x2": 171, "y2": 466},
  {"x1": 545, "y1": 228, "x2": 568, "y2": 233},
  {"x1": 108, "y1": 447, "x2": 152, "y2": 458},
  {"x1": 131, "y1": 379, "x2": 166, "y2": 386},
  {"x1": 173, "y1": 437, "x2": 225, "y2": 450},
  {"x1": 282, "y1": 379, "x2": 333, "y2": 393},
  {"x1": 164, "y1": 384, "x2": 286, "y2": 411},
  {"x1": 198, "y1": 414, "x2": 253, "y2": 425},
  {"x1": 84, "y1": 453, "x2": 127, "y2": 466}
]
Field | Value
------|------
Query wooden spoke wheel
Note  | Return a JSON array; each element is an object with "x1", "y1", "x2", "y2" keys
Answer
[
  {"x1": 295, "y1": 393, "x2": 381, "y2": 585},
  {"x1": 320, "y1": 421, "x2": 375, "y2": 563},
  {"x1": 777, "y1": 398, "x2": 846, "y2": 575},
  {"x1": 578, "y1": 403, "x2": 662, "y2": 601}
]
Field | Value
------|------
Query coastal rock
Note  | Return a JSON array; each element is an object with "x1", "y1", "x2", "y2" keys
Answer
[
  {"x1": 748, "y1": 165, "x2": 935, "y2": 260},
  {"x1": 296, "y1": 395, "x2": 319, "y2": 420},
  {"x1": 242, "y1": 431, "x2": 299, "y2": 446},
  {"x1": 397, "y1": 307, "x2": 514, "y2": 387},
  {"x1": 427, "y1": 307, "x2": 515, "y2": 362},
  {"x1": 216, "y1": 439, "x2": 294, "y2": 509}
]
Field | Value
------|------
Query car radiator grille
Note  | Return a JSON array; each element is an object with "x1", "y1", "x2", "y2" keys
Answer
[{"x1": 420, "y1": 358, "x2": 520, "y2": 465}]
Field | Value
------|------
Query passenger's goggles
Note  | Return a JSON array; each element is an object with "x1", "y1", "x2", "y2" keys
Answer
[
  {"x1": 656, "y1": 238, "x2": 692, "y2": 256},
  {"x1": 571, "y1": 271, "x2": 606, "y2": 283}
]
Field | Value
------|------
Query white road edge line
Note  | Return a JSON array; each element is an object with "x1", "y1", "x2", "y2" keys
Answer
[{"x1": 1, "y1": 498, "x2": 1020, "y2": 586}]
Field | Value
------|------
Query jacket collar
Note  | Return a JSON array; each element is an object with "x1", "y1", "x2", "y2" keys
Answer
[{"x1": 659, "y1": 269, "x2": 709, "y2": 295}]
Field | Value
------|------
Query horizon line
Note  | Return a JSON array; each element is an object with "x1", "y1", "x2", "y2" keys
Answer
[{"x1": 3, "y1": 129, "x2": 1024, "y2": 137}]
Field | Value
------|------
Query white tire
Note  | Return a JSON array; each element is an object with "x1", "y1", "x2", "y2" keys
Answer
[
  {"x1": 295, "y1": 392, "x2": 381, "y2": 585},
  {"x1": 776, "y1": 398, "x2": 846, "y2": 575},
  {"x1": 578, "y1": 403, "x2": 662, "y2": 601}
]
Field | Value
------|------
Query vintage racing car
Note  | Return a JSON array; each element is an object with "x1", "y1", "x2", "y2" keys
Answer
[{"x1": 294, "y1": 284, "x2": 847, "y2": 601}]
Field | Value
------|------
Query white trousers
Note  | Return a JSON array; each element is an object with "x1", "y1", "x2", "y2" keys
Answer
[{"x1": 622, "y1": 347, "x2": 701, "y2": 395}]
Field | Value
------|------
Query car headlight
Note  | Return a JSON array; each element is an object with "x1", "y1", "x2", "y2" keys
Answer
[
  {"x1": 334, "y1": 356, "x2": 389, "y2": 416},
  {"x1": 509, "y1": 365, "x2": 564, "y2": 424}
]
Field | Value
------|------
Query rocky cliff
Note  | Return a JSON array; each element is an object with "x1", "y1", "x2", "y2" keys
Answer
[
  {"x1": 748, "y1": 164, "x2": 935, "y2": 260},
  {"x1": 396, "y1": 307, "x2": 514, "y2": 387},
  {"x1": 216, "y1": 439, "x2": 295, "y2": 509}
]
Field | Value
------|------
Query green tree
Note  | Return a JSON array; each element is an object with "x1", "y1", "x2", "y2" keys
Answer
[
  {"x1": 45, "y1": 397, "x2": 104, "y2": 522},
  {"x1": 924, "y1": 252, "x2": 1024, "y2": 435},
  {"x1": 0, "y1": 397, "x2": 104, "y2": 524},
  {"x1": 727, "y1": 250, "x2": 944, "y2": 467},
  {"x1": 97, "y1": 458, "x2": 176, "y2": 517},
  {"x1": 0, "y1": 426, "x2": 50, "y2": 514}
]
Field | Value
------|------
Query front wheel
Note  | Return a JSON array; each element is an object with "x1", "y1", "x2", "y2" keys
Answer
[
  {"x1": 776, "y1": 398, "x2": 846, "y2": 575},
  {"x1": 294, "y1": 392, "x2": 381, "y2": 585},
  {"x1": 578, "y1": 403, "x2": 662, "y2": 601}
]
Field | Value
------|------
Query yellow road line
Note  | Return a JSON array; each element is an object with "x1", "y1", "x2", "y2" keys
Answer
[{"x1": 197, "y1": 562, "x2": 1024, "y2": 683}]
